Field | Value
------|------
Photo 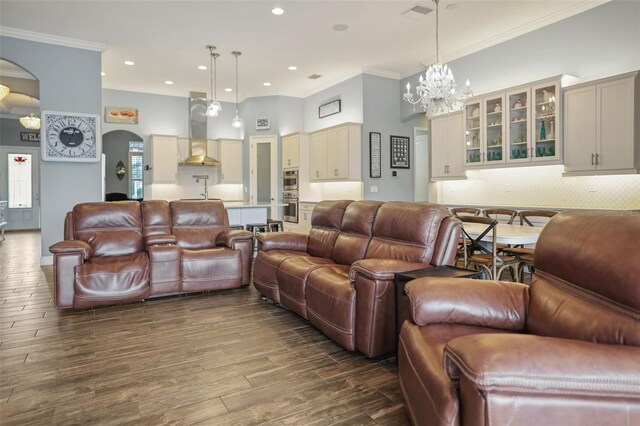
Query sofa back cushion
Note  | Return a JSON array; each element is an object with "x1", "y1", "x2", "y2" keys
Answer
[
  {"x1": 308, "y1": 200, "x2": 352, "y2": 258},
  {"x1": 141, "y1": 200, "x2": 171, "y2": 237},
  {"x1": 331, "y1": 201, "x2": 383, "y2": 265},
  {"x1": 170, "y1": 200, "x2": 229, "y2": 250},
  {"x1": 366, "y1": 202, "x2": 450, "y2": 263},
  {"x1": 73, "y1": 201, "x2": 143, "y2": 257},
  {"x1": 527, "y1": 210, "x2": 640, "y2": 346}
]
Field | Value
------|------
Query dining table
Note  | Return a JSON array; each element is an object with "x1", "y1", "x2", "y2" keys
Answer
[{"x1": 462, "y1": 222, "x2": 543, "y2": 246}]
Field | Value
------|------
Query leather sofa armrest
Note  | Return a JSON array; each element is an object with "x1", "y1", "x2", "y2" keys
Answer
[
  {"x1": 145, "y1": 234, "x2": 177, "y2": 247},
  {"x1": 348, "y1": 259, "x2": 428, "y2": 281},
  {"x1": 444, "y1": 334, "x2": 640, "y2": 397},
  {"x1": 217, "y1": 230, "x2": 253, "y2": 248},
  {"x1": 49, "y1": 240, "x2": 92, "y2": 260},
  {"x1": 405, "y1": 278, "x2": 528, "y2": 330},
  {"x1": 257, "y1": 232, "x2": 308, "y2": 252}
]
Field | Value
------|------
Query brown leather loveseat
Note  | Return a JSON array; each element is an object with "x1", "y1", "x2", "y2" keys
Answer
[
  {"x1": 398, "y1": 210, "x2": 640, "y2": 425},
  {"x1": 253, "y1": 200, "x2": 461, "y2": 357},
  {"x1": 50, "y1": 200, "x2": 253, "y2": 309}
]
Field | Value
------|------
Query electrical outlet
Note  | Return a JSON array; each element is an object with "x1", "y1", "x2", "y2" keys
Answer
[
  {"x1": 505, "y1": 185, "x2": 512, "y2": 192},
  {"x1": 588, "y1": 184, "x2": 597, "y2": 192},
  {"x1": 370, "y1": 186, "x2": 378, "y2": 193}
]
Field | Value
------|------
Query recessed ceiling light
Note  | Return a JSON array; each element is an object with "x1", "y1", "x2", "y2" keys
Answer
[
  {"x1": 101, "y1": 72, "x2": 106, "y2": 76},
  {"x1": 288, "y1": 66, "x2": 298, "y2": 71},
  {"x1": 198, "y1": 65, "x2": 207, "y2": 70},
  {"x1": 263, "y1": 82, "x2": 271, "y2": 86},
  {"x1": 164, "y1": 80, "x2": 174, "y2": 85},
  {"x1": 225, "y1": 88, "x2": 233, "y2": 92},
  {"x1": 272, "y1": 7, "x2": 284, "y2": 15},
  {"x1": 332, "y1": 24, "x2": 349, "y2": 32},
  {"x1": 446, "y1": 3, "x2": 457, "y2": 10},
  {"x1": 124, "y1": 60, "x2": 135, "y2": 66}
]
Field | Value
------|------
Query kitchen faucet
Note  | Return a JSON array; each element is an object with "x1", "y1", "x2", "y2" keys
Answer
[{"x1": 193, "y1": 175, "x2": 209, "y2": 199}]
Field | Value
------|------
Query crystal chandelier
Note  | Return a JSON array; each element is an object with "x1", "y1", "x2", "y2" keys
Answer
[
  {"x1": 205, "y1": 45, "x2": 221, "y2": 117},
  {"x1": 0, "y1": 84, "x2": 9, "y2": 101},
  {"x1": 231, "y1": 51, "x2": 242, "y2": 128},
  {"x1": 20, "y1": 96, "x2": 40, "y2": 130},
  {"x1": 403, "y1": 0, "x2": 472, "y2": 117}
]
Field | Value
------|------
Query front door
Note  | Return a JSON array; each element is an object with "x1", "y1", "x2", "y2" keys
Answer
[
  {"x1": 250, "y1": 135, "x2": 277, "y2": 217},
  {"x1": 0, "y1": 146, "x2": 41, "y2": 230}
]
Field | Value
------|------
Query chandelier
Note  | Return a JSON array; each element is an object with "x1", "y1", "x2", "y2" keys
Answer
[
  {"x1": 0, "y1": 84, "x2": 9, "y2": 101},
  {"x1": 403, "y1": 0, "x2": 472, "y2": 117},
  {"x1": 231, "y1": 51, "x2": 242, "y2": 128},
  {"x1": 205, "y1": 45, "x2": 221, "y2": 117},
  {"x1": 20, "y1": 96, "x2": 40, "y2": 130}
]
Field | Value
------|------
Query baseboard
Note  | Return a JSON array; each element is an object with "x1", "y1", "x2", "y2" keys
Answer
[{"x1": 40, "y1": 255, "x2": 53, "y2": 266}]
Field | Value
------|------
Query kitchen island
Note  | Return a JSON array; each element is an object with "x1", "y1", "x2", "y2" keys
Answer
[{"x1": 223, "y1": 201, "x2": 288, "y2": 228}]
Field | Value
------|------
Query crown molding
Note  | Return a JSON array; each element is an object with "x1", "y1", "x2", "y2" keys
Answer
[
  {"x1": 0, "y1": 27, "x2": 107, "y2": 52},
  {"x1": 362, "y1": 67, "x2": 401, "y2": 80}
]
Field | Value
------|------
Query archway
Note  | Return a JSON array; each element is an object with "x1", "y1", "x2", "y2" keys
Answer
[{"x1": 102, "y1": 129, "x2": 143, "y2": 200}]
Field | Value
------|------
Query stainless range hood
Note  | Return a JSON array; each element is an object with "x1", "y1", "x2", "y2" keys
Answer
[{"x1": 180, "y1": 91, "x2": 221, "y2": 167}]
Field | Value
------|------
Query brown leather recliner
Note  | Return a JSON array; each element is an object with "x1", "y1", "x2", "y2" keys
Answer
[
  {"x1": 398, "y1": 210, "x2": 640, "y2": 425},
  {"x1": 50, "y1": 201, "x2": 150, "y2": 309}
]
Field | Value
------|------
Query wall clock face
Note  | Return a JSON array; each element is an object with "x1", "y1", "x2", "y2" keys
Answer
[{"x1": 42, "y1": 111, "x2": 101, "y2": 162}]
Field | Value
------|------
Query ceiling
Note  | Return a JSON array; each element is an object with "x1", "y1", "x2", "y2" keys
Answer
[{"x1": 0, "y1": 1, "x2": 608, "y2": 103}]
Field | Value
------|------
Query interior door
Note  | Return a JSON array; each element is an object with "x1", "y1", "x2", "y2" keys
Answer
[
  {"x1": 0, "y1": 146, "x2": 41, "y2": 230},
  {"x1": 250, "y1": 135, "x2": 277, "y2": 217}
]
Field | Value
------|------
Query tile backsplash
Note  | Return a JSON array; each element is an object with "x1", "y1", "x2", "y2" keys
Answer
[{"x1": 439, "y1": 165, "x2": 640, "y2": 210}]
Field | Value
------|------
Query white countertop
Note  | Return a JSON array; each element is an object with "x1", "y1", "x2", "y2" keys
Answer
[{"x1": 224, "y1": 202, "x2": 288, "y2": 209}]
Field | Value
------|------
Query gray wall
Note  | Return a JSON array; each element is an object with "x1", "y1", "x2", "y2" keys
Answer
[
  {"x1": 0, "y1": 117, "x2": 40, "y2": 147},
  {"x1": 1, "y1": 36, "x2": 102, "y2": 261},
  {"x1": 102, "y1": 130, "x2": 142, "y2": 196},
  {"x1": 401, "y1": 0, "x2": 640, "y2": 120},
  {"x1": 304, "y1": 75, "x2": 363, "y2": 132},
  {"x1": 362, "y1": 74, "x2": 427, "y2": 201}
]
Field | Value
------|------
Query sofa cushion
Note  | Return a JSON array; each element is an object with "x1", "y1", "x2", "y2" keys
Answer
[
  {"x1": 307, "y1": 200, "x2": 351, "y2": 259},
  {"x1": 170, "y1": 200, "x2": 228, "y2": 250},
  {"x1": 141, "y1": 200, "x2": 172, "y2": 237},
  {"x1": 74, "y1": 251, "x2": 149, "y2": 308},
  {"x1": 367, "y1": 202, "x2": 450, "y2": 264},
  {"x1": 306, "y1": 265, "x2": 355, "y2": 350},
  {"x1": 181, "y1": 247, "x2": 242, "y2": 291},
  {"x1": 331, "y1": 201, "x2": 382, "y2": 265},
  {"x1": 277, "y1": 256, "x2": 335, "y2": 318},
  {"x1": 73, "y1": 201, "x2": 143, "y2": 257},
  {"x1": 253, "y1": 250, "x2": 303, "y2": 303}
]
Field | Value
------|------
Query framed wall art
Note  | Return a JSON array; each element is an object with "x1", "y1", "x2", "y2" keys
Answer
[
  {"x1": 390, "y1": 135, "x2": 410, "y2": 169},
  {"x1": 105, "y1": 106, "x2": 138, "y2": 124},
  {"x1": 369, "y1": 132, "x2": 381, "y2": 178},
  {"x1": 319, "y1": 99, "x2": 341, "y2": 118},
  {"x1": 256, "y1": 117, "x2": 270, "y2": 130}
]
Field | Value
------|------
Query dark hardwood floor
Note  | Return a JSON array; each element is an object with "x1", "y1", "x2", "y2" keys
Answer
[{"x1": 0, "y1": 231, "x2": 409, "y2": 425}]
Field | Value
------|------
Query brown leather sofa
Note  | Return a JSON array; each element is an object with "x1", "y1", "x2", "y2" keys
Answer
[
  {"x1": 50, "y1": 200, "x2": 253, "y2": 309},
  {"x1": 253, "y1": 200, "x2": 461, "y2": 357},
  {"x1": 398, "y1": 210, "x2": 640, "y2": 425}
]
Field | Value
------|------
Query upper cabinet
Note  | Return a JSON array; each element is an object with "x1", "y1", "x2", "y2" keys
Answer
[
  {"x1": 149, "y1": 134, "x2": 178, "y2": 183},
  {"x1": 309, "y1": 122, "x2": 361, "y2": 181},
  {"x1": 463, "y1": 78, "x2": 561, "y2": 169},
  {"x1": 431, "y1": 112, "x2": 465, "y2": 180},
  {"x1": 216, "y1": 138, "x2": 243, "y2": 183},
  {"x1": 564, "y1": 72, "x2": 640, "y2": 176},
  {"x1": 282, "y1": 133, "x2": 300, "y2": 170}
]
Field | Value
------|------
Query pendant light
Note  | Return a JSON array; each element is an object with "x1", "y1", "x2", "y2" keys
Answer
[
  {"x1": 0, "y1": 84, "x2": 10, "y2": 101},
  {"x1": 205, "y1": 45, "x2": 221, "y2": 117},
  {"x1": 231, "y1": 51, "x2": 242, "y2": 128},
  {"x1": 19, "y1": 96, "x2": 40, "y2": 130}
]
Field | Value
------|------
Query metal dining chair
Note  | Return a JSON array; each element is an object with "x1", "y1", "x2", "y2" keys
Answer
[{"x1": 460, "y1": 216, "x2": 519, "y2": 281}]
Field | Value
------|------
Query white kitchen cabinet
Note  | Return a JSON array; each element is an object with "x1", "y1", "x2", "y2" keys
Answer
[
  {"x1": 281, "y1": 133, "x2": 300, "y2": 170},
  {"x1": 464, "y1": 95, "x2": 507, "y2": 167},
  {"x1": 564, "y1": 72, "x2": 640, "y2": 175},
  {"x1": 309, "y1": 122, "x2": 361, "y2": 181},
  {"x1": 150, "y1": 134, "x2": 178, "y2": 183},
  {"x1": 430, "y1": 112, "x2": 465, "y2": 180},
  {"x1": 216, "y1": 138, "x2": 243, "y2": 183},
  {"x1": 298, "y1": 202, "x2": 316, "y2": 234}
]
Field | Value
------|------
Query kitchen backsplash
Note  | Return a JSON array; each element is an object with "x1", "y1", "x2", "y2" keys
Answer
[{"x1": 439, "y1": 165, "x2": 640, "y2": 210}]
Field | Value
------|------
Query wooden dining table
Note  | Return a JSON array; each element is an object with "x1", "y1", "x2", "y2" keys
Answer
[{"x1": 462, "y1": 222, "x2": 543, "y2": 246}]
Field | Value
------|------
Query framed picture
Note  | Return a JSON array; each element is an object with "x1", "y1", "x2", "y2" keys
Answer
[
  {"x1": 42, "y1": 111, "x2": 101, "y2": 162},
  {"x1": 319, "y1": 99, "x2": 341, "y2": 118},
  {"x1": 105, "y1": 106, "x2": 138, "y2": 124},
  {"x1": 369, "y1": 132, "x2": 381, "y2": 178},
  {"x1": 390, "y1": 135, "x2": 410, "y2": 169},
  {"x1": 256, "y1": 117, "x2": 270, "y2": 130}
]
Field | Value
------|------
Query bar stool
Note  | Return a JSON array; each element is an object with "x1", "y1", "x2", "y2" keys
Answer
[
  {"x1": 267, "y1": 219, "x2": 283, "y2": 232},
  {"x1": 246, "y1": 223, "x2": 269, "y2": 255},
  {"x1": 229, "y1": 224, "x2": 244, "y2": 230}
]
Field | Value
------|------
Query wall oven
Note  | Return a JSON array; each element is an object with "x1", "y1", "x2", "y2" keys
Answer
[
  {"x1": 283, "y1": 170, "x2": 298, "y2": 191},
  {"x1": 283, "y1": 190, "x2": 298, "y2": 223}
]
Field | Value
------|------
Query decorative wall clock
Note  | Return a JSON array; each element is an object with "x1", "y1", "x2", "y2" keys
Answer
[{"x1": 42, "y1": 111, "x2": 101, "y2": 162}]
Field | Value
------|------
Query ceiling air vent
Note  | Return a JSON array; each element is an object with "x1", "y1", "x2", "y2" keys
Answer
[
  {"x1": 401, "y1": 4, "x2": 432, "y2": 20},
  {"x1": 307, "y1": 74, "x2": 322, "y2": 80}
]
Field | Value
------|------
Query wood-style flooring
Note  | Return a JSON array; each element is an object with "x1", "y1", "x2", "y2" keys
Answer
[{"x1": 0, "y1": 231, "x2": 409, "y2": 425}]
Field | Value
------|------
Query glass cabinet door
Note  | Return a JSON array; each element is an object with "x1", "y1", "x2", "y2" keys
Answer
[
  {"x1": 533, "y1": 82, "x2": 560, "y2": 161},
  {"x1": 463, "y1": 101, "x2": 482, "y2": 166},
  {"x1": 484, "y1": 95, "x2": 505, "y2": 164},
  {"x1": 507, "y1": 88, "x2": 531, "y2": 162}
]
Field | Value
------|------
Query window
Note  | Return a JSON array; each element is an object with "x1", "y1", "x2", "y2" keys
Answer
[
  {"x1": 8, "y1": 153, "x2": 32, "y2": 208},
  {"x1": 129, "y1": 141, "x2": 144, "y2": 199}
]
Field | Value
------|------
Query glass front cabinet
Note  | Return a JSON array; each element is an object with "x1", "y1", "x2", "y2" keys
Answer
[{"x1": 532, "y1": 81, "x2": 561, "y2": 162}]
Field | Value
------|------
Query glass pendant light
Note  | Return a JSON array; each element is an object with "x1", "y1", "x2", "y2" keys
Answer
[
  {"x1": 231, "y1": 51, "x2": 242, "y2": 128},
  {"x1": 19, "y1": 96, "x2": 40, "y2": 130},
  {"x1": 0, "y1": 84, "x2": 10, "y2": 101},
  {"x1": 205, "y1": 45, "x2": 221, "y2": 117}
]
